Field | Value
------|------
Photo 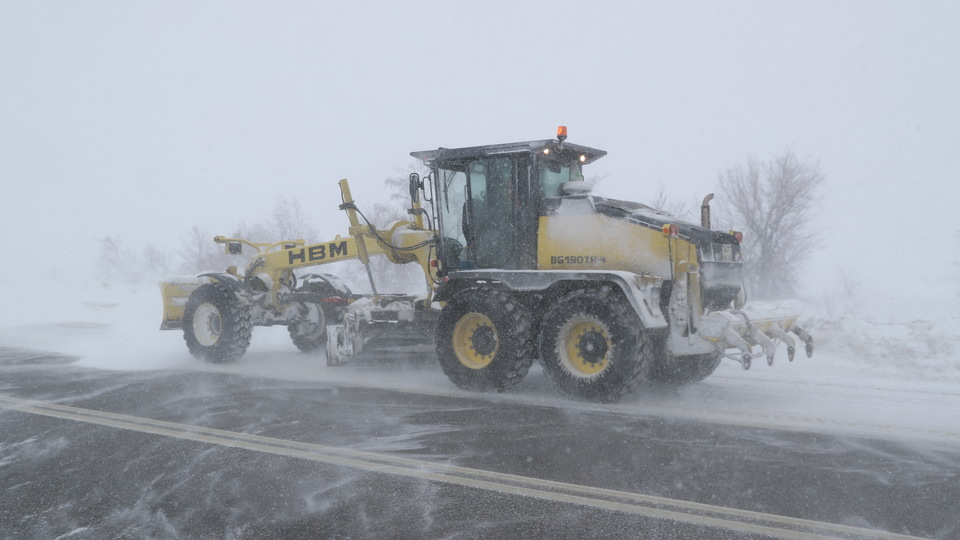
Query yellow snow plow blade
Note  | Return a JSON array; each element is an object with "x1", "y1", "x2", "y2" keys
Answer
[{"x1": 159, "y1": 278, "x2": 206, "y2": 330}]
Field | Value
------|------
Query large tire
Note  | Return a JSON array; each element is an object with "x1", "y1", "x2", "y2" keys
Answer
[
  {"x1": 287, "y1": 282, "x2": 343, "y2": 353},
  {"x1": 182, "y1": 282, "x2": 252, "y2": 363},
  {"x1": 539, "y1": 288, "x2": 646, "y2": 402},
  {"x1": 644, "y1": 334, "x2": 721, "y2": 386},
  {"x1": 435, "y1": 288, "x2": 536, "y2": 392},
  {"x1": 288, "y1": 302, "x2": 326, "y2": 352}
]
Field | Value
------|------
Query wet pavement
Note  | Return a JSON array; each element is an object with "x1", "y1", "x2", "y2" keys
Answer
[{"x1": 1, "y1": 347, "x2": 957, "y2": 539}]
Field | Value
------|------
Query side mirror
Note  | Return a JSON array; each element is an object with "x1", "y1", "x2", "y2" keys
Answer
[
  {"x1": 409, "y1": 173, "x2": 421, "y2": 203},
  {"x1": 228, "y1": 241, "x2": 243, "y2": 255}
]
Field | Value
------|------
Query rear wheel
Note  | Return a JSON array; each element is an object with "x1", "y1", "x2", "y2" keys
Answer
[
  {"x1": 182, "y1": 282, "x2": 251, "y2": 363},
  {"x1": 436, "y1": 288, "x2": 535, "y2": 392},
  {"x1": 539, "y1": 288, "x2": 646, "y2": 402}
]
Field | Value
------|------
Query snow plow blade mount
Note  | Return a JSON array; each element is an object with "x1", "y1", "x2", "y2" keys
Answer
[{"x1": 696, "y1": 306, "x2": 814, "y2": 370}]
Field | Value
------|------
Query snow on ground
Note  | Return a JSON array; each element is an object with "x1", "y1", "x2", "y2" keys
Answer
[{"x1": 0, "y1": 277, "x2": 958, "y2": 445}]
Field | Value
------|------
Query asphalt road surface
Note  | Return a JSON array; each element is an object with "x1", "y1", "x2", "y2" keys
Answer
[{"x1": 1, "y1": 346, "x2": 957, "y2": 539}]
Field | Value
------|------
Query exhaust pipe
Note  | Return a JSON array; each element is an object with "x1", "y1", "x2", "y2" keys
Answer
[{"x1": 701, "y1": 193, "x2": 714, "y2": 229}]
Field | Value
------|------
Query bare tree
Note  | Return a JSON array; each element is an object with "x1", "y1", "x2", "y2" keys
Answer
[
  {"x1": 179, "y1": 226, "x2": 234, "y2": 273},
  {"x1": 96, "y1": 235, "x2": 172, "y2": 283},
  {"x1": 269, "y1": 196, "x2": 317, "y2": 241},
  {"x1": 141, "y1": 243, "x2": 172, "y2": 278},
  {"x1": 96, "y1": 235, "x2": 122, "y2": 281},
  {"x1": 649, "y1": 185, "x2": 692, "y2": 220},
  {"x1": 234, "y1": 196, "x2": 318, "y2": 243},
  {"x1": 717, "y1": 151, "x2": 824, "y2": 299},
  {"x1": 586, "y1": 172, "x2": 607, "y2": 188},
  {"x1": 822, "y1": 267, "x2": 863, "y2": 319}
]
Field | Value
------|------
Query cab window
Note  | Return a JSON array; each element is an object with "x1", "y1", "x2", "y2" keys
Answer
[{"x1": 538, "y1": 160, "x2": 584, "y2": 197}]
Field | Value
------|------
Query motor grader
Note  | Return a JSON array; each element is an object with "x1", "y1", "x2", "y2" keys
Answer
[{"x1": 160, "y1": 127, "x2": 813, "y2": 402}]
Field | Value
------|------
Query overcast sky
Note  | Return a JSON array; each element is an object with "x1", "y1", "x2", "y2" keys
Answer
[{"x1": 1, "y1": 1, "x2": 957, "y2": 314}]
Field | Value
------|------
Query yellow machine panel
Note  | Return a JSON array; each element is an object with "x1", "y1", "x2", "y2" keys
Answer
[{"x1": 537, "y1": 214, "x2": 673, "y2": 277}]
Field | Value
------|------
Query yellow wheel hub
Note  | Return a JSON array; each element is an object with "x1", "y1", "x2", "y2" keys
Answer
[
  {"x1": 452, "y1": 312, "x2": 499, "y2": 370},
  {"x1": 560, "y1": 318, "x2": 611, "y2": 377}
]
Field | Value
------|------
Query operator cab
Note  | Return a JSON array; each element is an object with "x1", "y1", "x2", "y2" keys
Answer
[{"x1": 411, "y1": 127, "x2": 606, "y2": 272}]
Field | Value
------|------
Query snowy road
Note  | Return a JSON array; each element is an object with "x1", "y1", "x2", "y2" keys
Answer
[
  {"x1": 194, "y1": 347, "x2": 960, "y2": 447},
  {"x1": 1, "y1": 345, "x2": 957, "y2": 539}
]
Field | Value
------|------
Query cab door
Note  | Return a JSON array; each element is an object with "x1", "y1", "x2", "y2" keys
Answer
[{"x1": 465, "y1": 157, "x2": 515, "y2": 269}]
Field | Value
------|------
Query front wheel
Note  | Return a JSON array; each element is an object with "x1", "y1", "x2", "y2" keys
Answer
[
  {"x1": 288, "y1": 282, "x2": 344, "y2": 353},
  {"x1": 182, "y1": 282, "x2": 252, "y2": 363},
  {"x1": 539, "y1": 288, "x2": 646, "y2": 402},
  {"x1": 288, "y1": 303, "x2": 326, "y2": 352},
  {"x1": 435, "y1": 288, "x2": 535, "y2": 392}
]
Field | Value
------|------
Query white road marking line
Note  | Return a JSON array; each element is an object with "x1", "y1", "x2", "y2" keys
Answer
[{"x1": 0, "y1": 395, "x2": 928, "y2": 540}]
